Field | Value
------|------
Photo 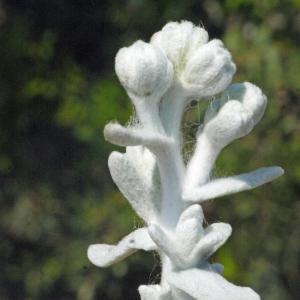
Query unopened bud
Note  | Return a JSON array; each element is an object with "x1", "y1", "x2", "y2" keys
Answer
[
  {"x1": 182, "y1": 40, "x2": 236, "y2": 97},
  {"x1": 204, "y1": 100, "x2": 254, "y2": 148},
  {"x1": 220, "y1": 82, "x2": 267, "y2": 124},
  {"x1": 203, "y1": 82, "x2": 267, "y2": 148},
  {"x1": 150, "y1": 21, "x2": 209, "y2": 74},
  {"x1": 115, "y1": 40, "x2": 173, "y2": 100}
]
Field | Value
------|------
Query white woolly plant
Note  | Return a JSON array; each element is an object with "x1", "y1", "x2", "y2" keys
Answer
[{"x1": 88, "y1": 21, "x2": 284, "y2": 300}]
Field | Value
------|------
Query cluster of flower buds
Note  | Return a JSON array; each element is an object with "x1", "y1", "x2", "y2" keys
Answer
[
  {"x1": 88, "y1": 21, "x2": 283, "y2": 300},
  {"x1": 108, "y1": 21, "x2": 236, "y2": 140},
  {"x1": 150, "y1": 22, "x2": 236, "y2": 98}
]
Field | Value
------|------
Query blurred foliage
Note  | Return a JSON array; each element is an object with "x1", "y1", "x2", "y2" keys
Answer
[{"x1": 0, "y1": 0, "x2": 300, "y2": 299}]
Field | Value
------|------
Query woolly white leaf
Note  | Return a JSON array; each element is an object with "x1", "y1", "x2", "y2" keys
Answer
[
  {"x1": 138, "y1": 284, "x2": 172, "y2": 300},
  {"x1": 183, "y1": 166, "x2": 284, "y2": 203},
  {"x1": 175, "y1": 218, "x2": 202, "y2": 257},
  {"x1": 167, "y1": 263, "x2": 261, "y2": 300},
  {"x1": 148, "y1": 224, "x2": 181, "y2": 265},
  {"x1": 177, "y1": 204, "x2": 204, "y2": 224},
  {"x1": 104, "y1": 122, "x2": 172, "y2": 148},
  {"x1": 87, "y1": 228, "x2": 157, "y2": 268},
  {"x1": 177, "y1": 223, "x2": 231, "y2": 268},
  {"x1": 148, "y1": 221, "x2": 231, "y2": 269},
  {"x1": 190, "y1": 223, "x2": 232, "y2": 263},
  {"x1": 175, "y1": 205, "x2": 205, "y2": 256},
  {"x1": 109, "y1": 147, "x2": 161, "y2": 222}
]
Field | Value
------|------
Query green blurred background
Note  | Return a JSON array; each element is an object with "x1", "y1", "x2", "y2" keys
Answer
[{"x1": 0, "y1": 0, "x2": 300, "y2": 299}]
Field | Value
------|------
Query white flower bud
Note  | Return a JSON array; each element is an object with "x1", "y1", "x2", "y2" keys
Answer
[
  {"x1": 182, "y1": 39, "x2": 236, "y2": 97},
  {"x1": 204, "y1": 100, "x2": 254, "y2": 148},
  {"x1": 115, "y1": 40, "x2": 173, "y2": 100},
  {"x1": 151, "y1": 22, "x2": 235, "y2": 98},
  {"x1": 220, "y1": 82, "x2": 267, "y2": 124},
  {"x1": 150, "y1": 21, "x2": 209, "y2": 74},
  {"x1": 204, "y1": 82, "x2": 267, "y2": 125},
  {"x1": 203, "y1": 82, "x2": 267, "y2": 148}
]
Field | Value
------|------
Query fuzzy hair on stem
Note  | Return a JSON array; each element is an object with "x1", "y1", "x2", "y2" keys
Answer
[{"x1": 88, "y1": 21, "x2": 284, "y2": 300}]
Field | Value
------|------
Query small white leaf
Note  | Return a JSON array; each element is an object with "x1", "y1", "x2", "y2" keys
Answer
[
  {"x1": 109, "y1": 147, "x2": 161, "y2": 222},
  {"x1": 88, "y1": 228, "x2": 157, "y2": 268},
  {"x1": 183, "y1": 167, "x2": 284, "y2": 203},
  {"x1": 138, "y1": 284, "x2": 172, "y2": 300},
  {"x1": 104, "y1": 122, "x2": 172, "y2": 148},
  {"x1": 168, "y1": 263, "x2": 260, "y2": 300}
]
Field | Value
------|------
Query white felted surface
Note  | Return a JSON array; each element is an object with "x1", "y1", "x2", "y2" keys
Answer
[
  {"x1": 182, "y1": 39, "x2": 236, "y2": 97},
  {"x1": 88, "y1": 20, "x2": 284, "y2": 300},
  {"x1": 108, "y1": 146, "x2": 161, "y2": 223},
  {"x1": 175, "y1": 205, "x2": 205, "y2": 257},
  {"x1": 167, "y1": 264, "x2": 261, "y2": 300},
  {"x1": 183, "y1": 166, "x2": 284, "y2": 203},
  {"x1": 204, "y1": 82, "x2": 267, "y2": 125},
  {"x1": 150, "y1": 21, "x2": 209, "y2": 73},
  {"x1": 177, "y1": 204, "x2": 204, "y2": 224},
  {"x1": 148, "y1": 223, "x2": 181, "y2": 266},
  {"x1": 115, "y1": 40, "x2": 173, "y2": 99},
  {"x1": 87, "y1": 228, "x2": 157, "y2": 268},
  {"x1": 184, "y1": 223, "x2": 231, "y2": 268},
  {"x1": 138, "y1": 284, "x2": 172, "y2": 300},
  {"x1": 148, "y1": 206, "x2": 232, "y2": 269},
  {"x1": 104, "y1": 122, "x2": 172, "y2": 148},
  {"x1": 203, "y1": 82, "x2": 267, "y2": 148},
  {"x1": 220, "y1": 82, "x2": 267, "y2": 124},
  {"x1": 184, "y1": 133, "x2": 221, "y2": 191},
  {"x1": 151, "y1": 21, "x2": 236, "y2": 100},
  {"x1": 197, "y1": 223, "x2": 232, "y2": 261},
  {"x1": 204, "y1": 100, "x2": 255, "y2": 148}
]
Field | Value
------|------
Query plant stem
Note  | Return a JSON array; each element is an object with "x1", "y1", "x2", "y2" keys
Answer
[
  {"x1": 160, "y1": 85, "x2": 189, "y2": 140},
  {"x1": 184, "y1": 133, "x2": 221, "y2": 190},
  {"x1": 133, "y1": 97, "x2": 165, "y2": 134},
  {"x1": 155, "y1": 144, "x2": 185, "y2": 230}
]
